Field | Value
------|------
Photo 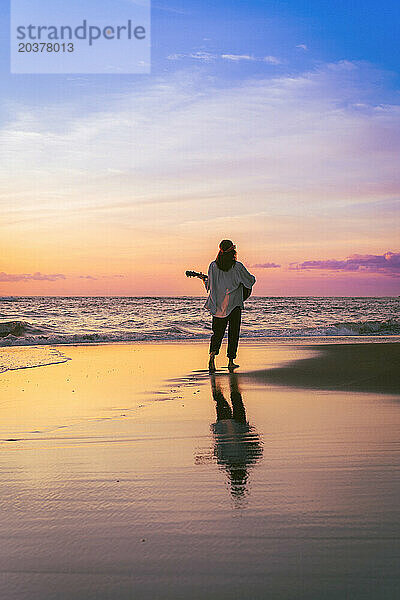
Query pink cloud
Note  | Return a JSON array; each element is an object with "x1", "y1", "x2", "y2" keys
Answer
[
  {"x1": 0, "y1": 272, "x2": 66, "y2": 282},
  {"x1": 0, "y1": 273, "x2": 125, "y2": 283},
  {"x1": 252, "y1": 262, "x2": 281, "y2": 269},
  {"x1": 290, "y1": 251, "x2": 400, "y2": 277}
]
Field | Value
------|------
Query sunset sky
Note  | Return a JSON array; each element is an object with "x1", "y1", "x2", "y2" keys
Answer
[{"x1": 0, "y1": 0, "x2": 399, "y2": 296}]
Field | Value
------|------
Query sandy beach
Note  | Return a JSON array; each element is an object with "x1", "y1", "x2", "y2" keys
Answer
[{"x1": 0, "y1": 340, "x2": 399, "y2": 599}]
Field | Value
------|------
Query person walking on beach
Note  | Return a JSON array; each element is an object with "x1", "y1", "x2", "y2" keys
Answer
[{"x1": 204, "y1": 240, "x2": 256, "y2": 372}]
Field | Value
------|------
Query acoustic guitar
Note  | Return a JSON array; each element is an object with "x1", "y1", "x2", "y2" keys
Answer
[{"x1": 185, "y1": 270, "x2": 252, "y2": 301}]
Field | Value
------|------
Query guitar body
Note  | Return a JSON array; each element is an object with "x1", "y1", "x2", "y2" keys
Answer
[
  {"x1": 242, "y1": 285, "x2": 252, "y2": 301},
  {"x1": 186, "y1": 270, "x2": 252, "y2": 301}
]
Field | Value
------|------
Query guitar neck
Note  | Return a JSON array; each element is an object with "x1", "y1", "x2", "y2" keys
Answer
[{"x1": 186, "y1": 270, "x2": 208, "y2": 281}]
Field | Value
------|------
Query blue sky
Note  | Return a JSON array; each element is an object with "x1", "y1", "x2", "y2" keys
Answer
[
  {"x1": 1, "y1": 0, "x2": 399, "y2": 107},
  {"x1": 0, "y1": 0, "x2": 399, "y2": 295}
]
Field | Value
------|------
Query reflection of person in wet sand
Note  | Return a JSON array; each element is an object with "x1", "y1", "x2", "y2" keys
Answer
[{"x1": 211, "y1": 373, "x2": 263, "y2": 502}]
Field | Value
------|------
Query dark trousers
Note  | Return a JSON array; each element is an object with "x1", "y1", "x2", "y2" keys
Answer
[{"x1": 210, "y1": 306, "x2": 242, "y2": 359}]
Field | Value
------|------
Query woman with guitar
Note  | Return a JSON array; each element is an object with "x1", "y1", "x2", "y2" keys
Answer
[{"x1": 186, "y1": 240, "x2": 255, "y2": 372}]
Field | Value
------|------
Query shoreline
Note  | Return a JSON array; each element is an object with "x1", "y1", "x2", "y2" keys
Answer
[
  {"x1": 1, "y1": 333, "x2": 400, "y2": 348},
  {"x1": 1, "y1": 338, "x2": 400, "y2": 385}
]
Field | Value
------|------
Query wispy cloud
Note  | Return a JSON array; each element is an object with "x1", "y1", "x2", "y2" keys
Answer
[
  {"x1": 167, "y1": 52, "x2": 215, "y2": 62},
  {"x1": 296, "y1": 44, "x2": 308, "y2": 51},
  {"x1": 0, "y1": 273, "x2": 126, "y2": 283},
  {"x1": 252, "y1": 262, "x2": 281, "y2": 269},
  {"x1": 167, "y1": 52, "x2": 281, "y2": 64},
  {"x1": 221, "y1": 54, "x2": 281, "y2": 64},
  {"x1": 290, "y1": 252, "x2": 400, "y2": 277},
  {"x1": 0, "y1": 272, "x2": 66, "y2": 282},
  {"x1": 0, "y1": 60, "x2": 399, "y2": 271}
]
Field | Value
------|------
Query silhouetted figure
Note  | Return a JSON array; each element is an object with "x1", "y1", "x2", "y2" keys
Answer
[
  {"x1": 204, "y1": 240, "x2": 256, "y2": 372},
  {"x1": 211, "y1": 373, "x2": 263, "y2": 504}
]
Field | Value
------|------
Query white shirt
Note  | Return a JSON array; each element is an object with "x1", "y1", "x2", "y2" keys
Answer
[{"x1": 204, "y1": 261, "x2": 256, "y2": 317}]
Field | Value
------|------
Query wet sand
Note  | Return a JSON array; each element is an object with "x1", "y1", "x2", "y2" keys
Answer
[
  {"x1": 0, "y1": 341, "x2": 399, "y2": 599},
  {"x1": 246, "y1": 342, "x2": 400, "y2": 395}
]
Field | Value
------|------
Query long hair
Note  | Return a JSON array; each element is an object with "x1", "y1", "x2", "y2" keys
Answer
[{"x1": 215, "y1": 239, "x2": 237, "y2": 272}]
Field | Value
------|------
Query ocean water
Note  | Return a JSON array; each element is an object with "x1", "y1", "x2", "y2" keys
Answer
[{"x1": 0, "y1": 296, "x2": 399, "y2": 349}]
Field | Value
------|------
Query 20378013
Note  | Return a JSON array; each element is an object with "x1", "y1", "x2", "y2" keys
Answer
[{"x1": 18, "y1": 42, "x2": 74, "y2": 52}]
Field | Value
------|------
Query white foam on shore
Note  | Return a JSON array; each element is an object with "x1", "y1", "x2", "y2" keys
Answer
[{"x1": 0, "y1": 346, "x2": 71, "y2": 373}]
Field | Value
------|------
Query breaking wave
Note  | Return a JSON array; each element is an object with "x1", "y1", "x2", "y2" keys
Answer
[
  {"x1": 0, "y1": 321, "x2": 50, "y2": 338},
  {"x1": 0, "y1": 318, "x2": 399, "y2": 347}
]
